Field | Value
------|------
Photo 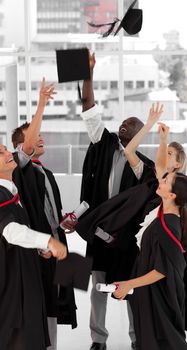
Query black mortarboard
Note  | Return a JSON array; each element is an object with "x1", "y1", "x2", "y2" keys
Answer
[
  {"x1": 114, "y1": 0, "x2": 142, "y2": 36},
  {"x1": 56, "y1": 48, "x2": 90, "y2": 101},
  {"x1": 54, "y1": 253, "x2": 93, "y2": 291},
  {"x1": 88, "y1": 0, "x2": 142, "y2": 37}
]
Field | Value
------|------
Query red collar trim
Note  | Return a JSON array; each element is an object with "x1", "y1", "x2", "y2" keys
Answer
[
  {"x1": 31, "y1": 159, "x2": 43, "y2": 167},
  {"x1": 0, "y1": 193, "x2": 20, "y2": 208},
  {"x1": 157, "y1": 205, "x2": 185, "y2": 253}
]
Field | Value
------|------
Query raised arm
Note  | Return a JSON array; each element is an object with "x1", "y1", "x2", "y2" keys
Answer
[
  {"x1": 22, "y1": 78, "x2": 56, "y2": 155},
  {"x1": 124, "y1": 102, "x2": 164, "y2": 167},
  {"x1": 82, "y1": 52, "x2": 95, "y2": 112},
  {"x1": 155, "y1": 122, "x2": 170, "y2": 181},
  {"x1": 81, "y1": 52, "x2": 105, "y2": 144}
]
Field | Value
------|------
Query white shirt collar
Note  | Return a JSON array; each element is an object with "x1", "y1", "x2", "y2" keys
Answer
[
  {"x1": 117, "y1": 136, "x2": 125, "y2": 152},
  {"x1": 119, "y1": 142, "x2": 125, "y2": 152},
  {"x1": 0, "y1": 179, "x2": 18, "y2": 196}
]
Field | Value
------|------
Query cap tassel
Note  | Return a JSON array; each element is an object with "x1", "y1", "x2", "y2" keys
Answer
[
  {"x1": 128, "y1": 0, "x2": 138, "y2": 11},
  {"x1": 87, "y1": 18, "x2": 120, "y2": 37},
  {"x1": 77, "y1": 82, "x2": 87, "y2": 104}
]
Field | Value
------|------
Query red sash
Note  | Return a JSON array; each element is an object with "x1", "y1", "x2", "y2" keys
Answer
[
  {"x1": 0, "y1": 193, "x2": 20, "y2": 208},
  {"x1": 157, "y1": 205, "x2": 185, "y2": 253},
  {"x1": 31, "y1": 159, "x2": 43, "y2": 167}
]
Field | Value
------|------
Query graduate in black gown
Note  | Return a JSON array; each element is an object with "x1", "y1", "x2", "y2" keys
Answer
[
  {"x1": 113, "y1": 172, "x2": 187, "y2": 350},
  {"x1": 78, "y1": 51, "x2": 157, "y2": 350},
  {"x1": 11, "y1": 79, "x2": 77, "y2": 349},
  {"x1": 76, "y1": 105, "x2": 186, "y2": 285},
  {"x1": 0, "y1": 144, "x2": 68, "y2": 350},
  {"x1": 76, "y1": 103, "x2": 187, "y2": 349}
]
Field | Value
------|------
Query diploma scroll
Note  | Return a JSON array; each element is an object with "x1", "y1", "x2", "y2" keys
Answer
[
  {"x1": 96, "y1": 283, "x2": 134, "y2": 294},
  {"x1": 60, "y1": 201, "x2": 89, "y2": 230},
  {"x1": 95, "y1": 227, "x2": 114, "y2": 243}
]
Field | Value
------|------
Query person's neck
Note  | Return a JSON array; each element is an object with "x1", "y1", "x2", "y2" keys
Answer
[
  {"x1": 162, "y1": 201, "x2": 180, "y2": 216},
  {"x1": 0, "y1": 173, "x2": 12, "y2": 181},
  {"x1": 31, "y1": 155, "x2": 40, "y2": 160}
]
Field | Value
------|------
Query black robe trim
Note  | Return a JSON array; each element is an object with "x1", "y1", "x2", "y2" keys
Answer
[
  {"x1": 77, "y1": 180, "x2": 158, "y2": 280},
  {"x1": 77, "y1": 180, "x2": 158, "y2": 245},
  {"x1": 130, "y1": 215, "x2": 187, "y2": 350},
  {"x1": 13, "y1": 154, "x2": 77, "y2": 328},
  {"x1": 80, "y1": 128, "x2": 156, "y2": 271},
  {"x1": 0, "y1": 186, "x2": 50, "y2": 350}
]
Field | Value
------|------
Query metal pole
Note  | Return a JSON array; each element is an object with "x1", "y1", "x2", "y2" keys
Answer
[
  {"x1": 24, "y1": 0, "x2": 32, "y2": 122},
  {"x1": 5, "y1": 62, "x2": 19, "y2": 150},
  {"x1": 118, "y1": 0, "x2": 124, "y2": 122}
]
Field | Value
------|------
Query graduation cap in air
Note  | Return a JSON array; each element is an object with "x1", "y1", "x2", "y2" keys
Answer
[
  {"x1": 54, "y1": 253, "x2": 93, "y2": 291},
  {"x1": 56, "y1": 48, "x2": 91, "y2": 102},
  {"x1": 88, "y1": 0, "x2": 143, "y2": 37}
]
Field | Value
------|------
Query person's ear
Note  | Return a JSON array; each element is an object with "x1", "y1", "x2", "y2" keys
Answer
[
  {"x1": 169, "y1": 192, "x2": 176, "y2": 201},
  {"x1": 175, "y1": 161, "x2": 182, "y2": 170}
]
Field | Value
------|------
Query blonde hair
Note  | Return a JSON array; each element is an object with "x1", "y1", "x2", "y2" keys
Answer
[{"x1": 169, "y1": 142, "x2": 187, "y2": 174}]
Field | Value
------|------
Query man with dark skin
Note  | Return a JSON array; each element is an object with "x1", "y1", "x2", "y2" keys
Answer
[{"x1": 80, "y1": 53, "x2": 156, "y2": 350}]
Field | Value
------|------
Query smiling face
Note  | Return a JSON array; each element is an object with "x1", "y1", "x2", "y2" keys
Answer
[
  {"x1": 33, "y1": 133, "x2": 45, "y2": 158},
  {"x1": 22, "y1": 130, "x2": 45, "y2": 158},
  {"x1": 118, "y1": 117, "x2": 144, "y2": 147},
  {"x1": 0, "y1": 144, "x2": 17, "y2": 178},
  {"x1": 156, "y1": 172, "x2": 176, "y2": 202}
]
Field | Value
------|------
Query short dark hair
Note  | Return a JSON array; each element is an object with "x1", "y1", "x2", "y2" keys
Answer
[
  {"x1": 124, "y1": 117, "x2": 144, "y2": 133},
  {"x1": 12, "y1": 122, "x2": 30, "y2": 149}
]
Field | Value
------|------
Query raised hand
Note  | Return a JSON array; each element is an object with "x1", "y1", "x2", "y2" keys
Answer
[
  {"x1": 39, "y1": 77, "x2": 57, "y2": 106},
  {"x1": 147, "y1": 102, "x2": 164, "y2": 127},
  {"x1": 157, "y1": 122, "x2": 170, "y2": 142},
  {"x1": 89, "y1": 52, "x2": 96, "y2": 71}
]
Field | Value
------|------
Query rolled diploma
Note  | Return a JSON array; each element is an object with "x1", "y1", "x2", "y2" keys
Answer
[
  {"x1": 95, "y1": 227, "x2": 114, "y2": 243},
  {"x1": 96, "y1": 283, "x2": 134, "y2": 294},
  {"x1": 74, "y1": 201, "x2": 89, "y2": 218},
  {"x1": 60, "y1": 201, "x2": 89, "y2": 229}
]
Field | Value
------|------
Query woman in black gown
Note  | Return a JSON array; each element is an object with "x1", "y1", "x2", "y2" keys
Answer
[{"x1": 113, "y1": 172, "x2": 187, "y2": 350}]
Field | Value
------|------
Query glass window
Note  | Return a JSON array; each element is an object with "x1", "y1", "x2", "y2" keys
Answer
[
  {"x1": 136, "y1": 81, "x2": 145, "y2": 89},
  {"x1": 0, "y1": 0, "x2": 187, "y2": 173},
  {"x1": 148, "y1": 80, "x2": 155, "y2": 88},
  {"x1": 54, "y1": 100, "x2": 63, "y2": 106},
  {"x1": 0, "y1": 58, "x2": 18, "y2": 149},
  {"x1": 100, "y1": 81, "x2": 108, "y2": 90},
  {"x1": 20, "y1": 101, "x2": 26, "y2": 106},
  {"x1": 0, "y1": 0, "x2": 25, "y2": 49},
  {"x1": 124, "y1": 81, "x2": 133, "y2": 89},
  {"x1": 110, "y1": 81, "x2": 118, "y2": 89}
]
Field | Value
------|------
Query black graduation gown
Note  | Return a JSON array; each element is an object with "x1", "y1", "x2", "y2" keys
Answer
[
  {"x1": 76, "y1": 179, "x2": 158, "y2": 282},
  {"x1": 0, "y1": 186, "x2": 49, "y2": 350},
  {"x1": 129, "y1": 214, "x2": 187, "y2": 350},
  {"x1": 80, "y1": 128, "x2": 156, "y2": 271},
  {"x1": 13, "y1": 155, "x2": 77, "y2": 328}
]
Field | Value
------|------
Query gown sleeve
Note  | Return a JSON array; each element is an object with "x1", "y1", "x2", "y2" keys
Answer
[
  {"x1": 150, "y1": 217, "x2": 183, "y2": 278},
  {"x1": 151, "y1": 238, "x2": 168, "y2": 277}
]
